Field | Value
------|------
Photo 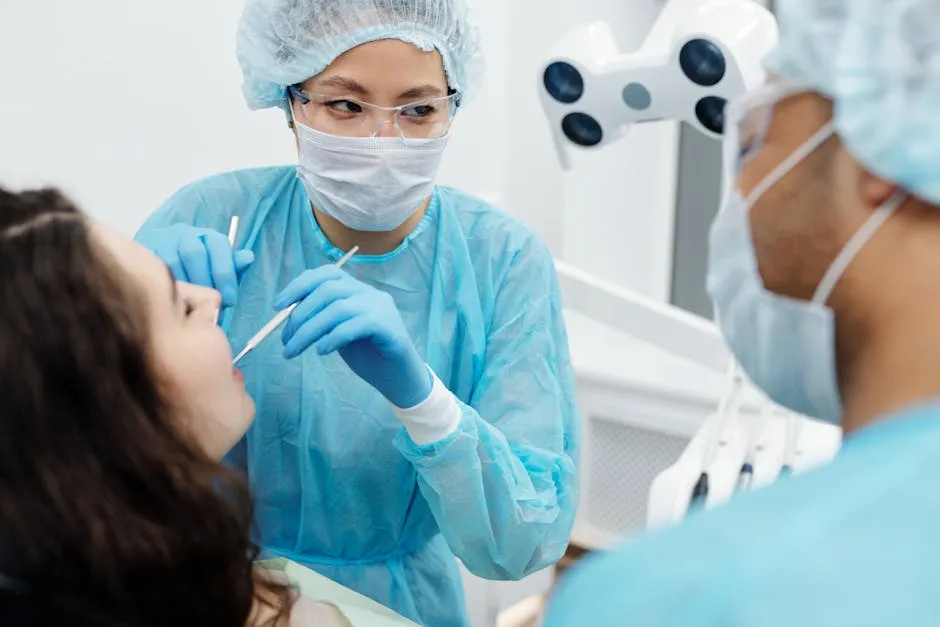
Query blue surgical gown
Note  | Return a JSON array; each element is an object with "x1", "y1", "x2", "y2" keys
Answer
[
  {"x1": 546, "y1": 401, "x2": 940, "y2": 627},
  {"x1": 137, "y1": 166, "x2": 580, "y2": 627}
]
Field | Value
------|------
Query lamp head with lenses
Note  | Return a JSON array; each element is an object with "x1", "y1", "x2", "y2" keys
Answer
[{"x1": 539, "y1": 0, "x2": 778, "y2": 168}]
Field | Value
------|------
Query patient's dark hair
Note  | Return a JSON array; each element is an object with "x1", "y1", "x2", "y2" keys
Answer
[{"x1": 0, "y1": 187, "x2": 288, "y2": 626}]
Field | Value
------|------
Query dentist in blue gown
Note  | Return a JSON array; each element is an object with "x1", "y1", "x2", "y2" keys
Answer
[{"x1": 135, "y1": 1, "x2": 580, "y2": 625}]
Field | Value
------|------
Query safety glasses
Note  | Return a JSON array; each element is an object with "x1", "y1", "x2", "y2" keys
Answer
[
  {"x1": 288, "y1": 86, "x2": 460, "y2": 140},
  {"x1": 723, "y1": 78, "x2": 816, "y2": 176}
]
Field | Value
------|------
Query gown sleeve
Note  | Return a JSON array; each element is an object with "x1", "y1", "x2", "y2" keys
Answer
[
  {"x1": 543, "y1": 507, "x2": 742, "y2": 627},
  {"x1": 393, "y1": 234, "x2": 581, "y2": 581},
  {"x1": 134, "y1": 174, "x2": 241, "y2": 238}
]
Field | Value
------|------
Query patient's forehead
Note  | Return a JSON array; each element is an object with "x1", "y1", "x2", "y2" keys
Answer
[{"x1": 89, "y1": 220, "x2": 169, "y2": 299}]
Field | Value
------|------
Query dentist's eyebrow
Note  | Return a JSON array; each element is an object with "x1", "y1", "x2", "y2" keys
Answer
[
  {"x1": 316, "y1": 76, "x2": 371, "y2": 97},
  {"x1": 399, "y1": 85, "x2": 445, "y2": 100}
]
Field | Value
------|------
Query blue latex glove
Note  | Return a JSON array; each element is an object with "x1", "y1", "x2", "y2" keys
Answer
[
  {"x1": 274, "y1": 266, "x2": 433, "y2": 409},
  {"x1": 136, "y1": 223, "x2": 254, "y2": 307}
]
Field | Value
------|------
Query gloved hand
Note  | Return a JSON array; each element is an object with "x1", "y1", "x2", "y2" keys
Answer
[
  {"x1": 274, "y1": 266, "x2": 433, "y2": 409},
  {"x1": 136, "y1": 223, "x2": 254, "y2": 307}
]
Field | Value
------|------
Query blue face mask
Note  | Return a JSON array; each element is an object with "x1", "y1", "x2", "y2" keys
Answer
[{"x1": 706, "y1": 119, "x2": 904, "y2": 425}]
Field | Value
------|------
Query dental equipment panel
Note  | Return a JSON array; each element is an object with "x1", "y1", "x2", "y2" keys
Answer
[
  {"x1": 556, "y1": 261, "x2": 841, "y2": 549},
  {"x1": 556, "y1": 260, "x2": 729, "y2": 375},
  {"x1": 540, "y1": 0, "x2": 778, "y2": 169},
  {"x1": 646, "y1": 401, "x2": 841, "y2": 530}
]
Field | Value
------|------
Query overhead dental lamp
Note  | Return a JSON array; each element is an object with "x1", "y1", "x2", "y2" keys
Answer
[{"x1": 540, "y1": 0, "x2": 779, "y2": 168}]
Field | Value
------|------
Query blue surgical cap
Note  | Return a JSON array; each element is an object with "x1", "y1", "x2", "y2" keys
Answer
[
  {"x1": 765, "y1": 0, "x2": 940, "y2": 204},
  {"x1": 236, "y1": 0, "x2": 485, "y2": 112}
]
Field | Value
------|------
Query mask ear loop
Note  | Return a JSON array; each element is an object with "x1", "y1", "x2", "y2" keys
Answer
[
  {"x1": 285, "y1": 88, "x2": 302, "y2": 129},
  {"x1": 745, "y1": 122, "x2": 837, "y2": 206},
  {"x1": 812, "y1": 191, "x2": 907, "y2": 305}
]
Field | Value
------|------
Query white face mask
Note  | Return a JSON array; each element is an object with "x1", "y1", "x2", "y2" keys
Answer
[
  {"x1": 294, "y1": 121, "x2": 449, "y2": 232},
  {"x1": 706, "y1": 121, "x2": 904, "y2": 425}
]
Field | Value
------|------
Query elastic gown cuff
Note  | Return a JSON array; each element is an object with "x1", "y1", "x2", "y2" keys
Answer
[{"x1": 391, "y1": 366, "x2": 462, "y2": 445}]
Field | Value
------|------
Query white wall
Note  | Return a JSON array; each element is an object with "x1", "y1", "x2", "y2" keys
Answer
[
  {"x1": 0, "y1": 0, "x2": 274, "y2": 234},
  {"x1": 0, "y1": 0, "x2": 513, "y2": 238},
  {"x1": 1, "y1": 0, "x2": 680, "y2": 303}
]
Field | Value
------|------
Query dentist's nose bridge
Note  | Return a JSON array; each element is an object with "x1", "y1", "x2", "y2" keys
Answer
[{"x1": 370, "y1": 118, "x2": 402, "y2": 138}]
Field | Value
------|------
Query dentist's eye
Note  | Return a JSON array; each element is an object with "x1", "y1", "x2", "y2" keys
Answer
[
  {"x1": 402, "y1": 104, "x2": 436, "y2": 118},
  {"x1": 327, "y1": 100, "x2": 364, "y2": 114},
  {"x1": 739, "y1": 143, "x2": 756, "y2": 161}
]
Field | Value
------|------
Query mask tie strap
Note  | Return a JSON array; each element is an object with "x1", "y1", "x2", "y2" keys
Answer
[
  {"x1": 812, "y1": 191, "x2": 907, "y2": 305},
  {"x1": 745, "y1": 122, "x2": 836, "y2": 206}
]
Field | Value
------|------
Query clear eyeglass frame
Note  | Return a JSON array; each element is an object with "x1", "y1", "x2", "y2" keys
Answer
[
  {"x1": 288, "y1": 85, "x2": 460, "y2": 140},
  {"x1": 723, "y1": 78, "x2": 814, "y2": 176}
]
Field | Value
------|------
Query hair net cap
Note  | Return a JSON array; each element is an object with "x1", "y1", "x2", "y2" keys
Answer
[
  {"x1": 236, "y1": 0, "x2": 485, "y2": 112},
  {"x1": 764, "y1": 0, "x2": 940, "y2": 204}
]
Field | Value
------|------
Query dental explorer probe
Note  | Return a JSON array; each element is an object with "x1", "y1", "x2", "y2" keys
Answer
[
  {"x1": 214, "y1": 216, "x2": 240, "y2": 324},
  {"x1": 232, "y1": 246, "x2": 359, "y2": 365}
]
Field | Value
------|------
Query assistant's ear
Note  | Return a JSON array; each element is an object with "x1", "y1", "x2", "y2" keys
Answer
[
  {"x1": 858, "y1": 168, "x2": 898, "y2": 210},
  {"x1": 835, "y1": 143, "x2": 898, "y2": 212}
]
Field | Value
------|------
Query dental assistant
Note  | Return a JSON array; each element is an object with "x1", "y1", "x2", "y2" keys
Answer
[
  {"x1": 135, "y1": 1, "x2": 579, "y2": 625},
  {"x1": 546, "y1": 0, "x2": 940, "y2": 625}
]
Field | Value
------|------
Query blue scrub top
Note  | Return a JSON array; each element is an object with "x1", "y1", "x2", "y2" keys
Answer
[
  {"x1": 546, "y1": 401, "x2": 940, "y2": 627},
  {"x1": 137, "y1": 167, "x2": 580, "y2": 627}
]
